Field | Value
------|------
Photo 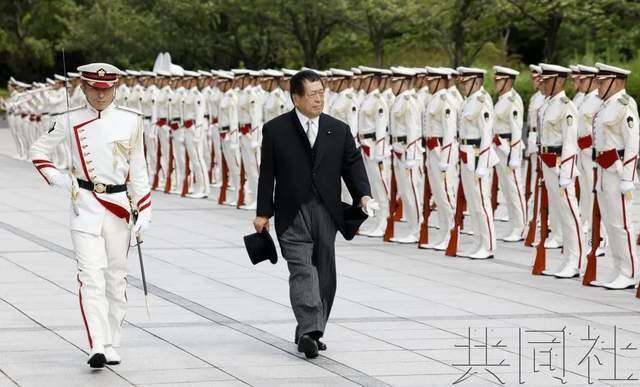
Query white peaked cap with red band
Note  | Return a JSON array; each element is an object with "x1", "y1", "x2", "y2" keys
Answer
[{"x1": 77, "y1": 63, "x2": 121, "y2": 89}]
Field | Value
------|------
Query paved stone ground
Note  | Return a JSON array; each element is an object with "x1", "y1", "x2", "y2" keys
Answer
[{"x1": 1, "y1": 127, "x2": 640, "y2": 387}]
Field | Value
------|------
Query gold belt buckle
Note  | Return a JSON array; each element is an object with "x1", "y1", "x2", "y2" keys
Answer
[{"x1": 93, "y1": 183, "x2": 106, "y2": 194}]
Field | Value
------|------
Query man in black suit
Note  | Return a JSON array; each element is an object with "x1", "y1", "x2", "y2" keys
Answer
[{"x1": 254, "y1": 70, "x2": 375, "y2": 358}]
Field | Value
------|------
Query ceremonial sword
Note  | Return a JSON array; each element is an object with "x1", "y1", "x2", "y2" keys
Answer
[
  {"x1": 132, "y1": 209, "x2": 151, "y2": 318},
  {"x1": 61, "y1": 48, "x2": 80, "y2": 216}
]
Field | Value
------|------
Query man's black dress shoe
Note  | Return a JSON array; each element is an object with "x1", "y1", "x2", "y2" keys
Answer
[
  {"x1": 316, "y1": 339, "x2": 327, "y2": 351},
  {"x1": 297, "y1": 334, "x2": 319, "y2": 359},
  {"x1": 87, "y1": 353, "x2": 106, "y2": 368}
]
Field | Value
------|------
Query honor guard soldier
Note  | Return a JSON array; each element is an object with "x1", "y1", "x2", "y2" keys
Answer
[
  {"x1": 153, "y1": 70, "x2": 173, "y2": 191},
  {"x1": 140, "y1": 71, "x2": 159, "y2": 184},
  {"x1": 125, "y1": 70, "x2": 144, "y2": 110},
  {"x1": 420, "y1": 67, "x2": 457, "y2": 250},
  {"x1": 388, "y1": 67, "x2": 422, "y2": 243},
  {"x1": 47, "y1": 75, "x2": 70, "y2": 169},
  {"x1": 492, "y1": 66, "x2": 526, "y2": 242},
  {"x1": 281, "y1": 68, "x2": 297, "y2": 111},
  {"x1": 29, "y1": 63, "x2": 151, "y2": 368},
  {"x1": 169, "y1": 69, "x2": 188, "y2": 195},
  {"x1": 590, "y1": 63, "x2": 639, "y2": 289},
  {"x1": 218, "y1": 70, "x2": 241, "y2": 206},
  {"x1": 236, "y1": 70, "x2": 264, "y2": 209},
  {"x1": 182, "y1": 70, "x2": 210, "y2": 198},
  {"x1": 67, "y1": 72, "x2": 84, "y2": 108},
  {"x1": 456, "y1": 67, "x2": 497, "y2": 258},
  {"x1": 205, "y1": 70, "x2": 224, "y2": 186},
  {"x1": 114, "y1": 70, "x2": 130, "y2": 106},
  {"x1": 574, "y1": 65, "x2": 602, "y2": 237},
  {"x1": 526, "y1": 65, "x2": 545, "y2": 220},
  {"x1": 262, "y1": 70, "x2": 289, "y2": 123},
  {"x1": 357, "y1": 66, "x2": 392, "y2": 237},
  {"x1": 538, "y1": 63, "x2": 584, "y2": 278},
  {"x1": 328, "y1": 68, "x2": 359, "y2": 204},
  {"x1": 570, "y1": 65, "x2": 586, "y2": 107}
]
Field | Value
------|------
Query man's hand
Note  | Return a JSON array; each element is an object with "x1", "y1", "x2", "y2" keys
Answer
[
  {"x1": 360, "y1": 196, "x2": 379, "y2": 216},
  {"x1": 50, "y1": 173, "x2": 73, "y2": 192},
  {"x1": 476, "y1": 167, "x2": 489, "y2": 178},
  {"x1": 620, "y1": 179, "x2": 635, "y2": 194},
  {"x1": 254, "y1": 216, "x2": 270, "y2": 233},
  {"x1": 133, "y1": 210, "x2": 151, "y2": 236},
  {"x1": 559, "y1": 177, "x2": 572, "y2": 189}
]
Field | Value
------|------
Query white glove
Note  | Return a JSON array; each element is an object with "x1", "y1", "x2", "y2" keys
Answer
[
  {"x1": 620, "y1": 180, "x2": 635, "y2": 193},
  {"x1": 439, "y1": 163, "x2": 448, "y2": 172},
  {"x1": 133, "y1": 210, "x2": 151, "y2": 235},
  {"x1": 559, "y1": 177, "x2": 572, "y2": 188},
  {"x1": 50, "y1": 173, "x2": 73, "y2": 192},
  {"x1": 362, "y1": 198, "x2": 380, "y2": 216},
  {"x1": 405, "y1": 160, "x2": 417, "y2": 169},
  {"x1": 508, "y1": 158, "x2": 521, "y2": 169},
  {"x1": 476, "y1": 167, "x2": 489, "y2": 178},
  {"x1": 251, "y1": 141, "x2": 260, "y2": 149},
  {"x1": 526, "y1": 132, "x2": 537, "y2": 156}
]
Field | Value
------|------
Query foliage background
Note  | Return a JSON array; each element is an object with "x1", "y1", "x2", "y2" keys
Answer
[{"x1": 2, "y1": 0, "x2": 640, "y2": 102}]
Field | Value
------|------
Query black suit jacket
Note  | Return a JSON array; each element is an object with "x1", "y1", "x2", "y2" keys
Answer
[{"x1": 257, "y1": 109, "x2": 371, "y2": 237}]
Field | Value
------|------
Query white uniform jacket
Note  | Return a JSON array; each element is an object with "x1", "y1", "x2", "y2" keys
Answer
[{"x1": 29, "y1": 103, "x2": 151, "y2": 235}]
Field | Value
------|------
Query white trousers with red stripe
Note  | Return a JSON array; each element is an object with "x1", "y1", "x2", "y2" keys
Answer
[
  {"x1": 577, "y1": 149, "x2": 594, "y2": 230},
  {"x1": 598, "y1": 169, "x2": 638, "y2": 279},
  {"x1": 542, "y1": 164, "x2": 584, "y2": 270},
  {"x1": 363, "y1": 153, "x2": 390, "y2": 232},
  {"x1": 495, "y1": 152, "x2": 526, "y2": 236},
  {"x1": 157, "y1": 125, "x2": 171, "y2": 188},
  {"x1": 172, "y1": 128, "x2": 187, "y2": 194},
  {"x1": 461, "y1": 164, "x2": 496, "y2": 252},
  {"x1": 239, "y1": 133, "x2": 260, "y2": 206},
  {"x1": 426, "y1": 151, "x2": 455, "y2": 244},
  {"x1": 209, "y1": 123, "x2": 222, "y2": 184},
  {"x1": 221, "y1": 137, "x2": 241, "y2": 204},
  {"x1": 393, "y1": 157, "x2": 422, "y2": 237},
  {"x1": 71, "y1": 211, "x2": 130, "y2": 350},
  {"x1": 144, "y1": 120, "x2": 158, "y2": 182},
  {"x1": 185, "y1": 127, "x2": 210, "y2": 197}
]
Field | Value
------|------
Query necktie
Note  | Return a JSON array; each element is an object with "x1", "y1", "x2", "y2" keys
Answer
[{"x1": 307, "y1": 120, "x2": 316, "y2": 148}]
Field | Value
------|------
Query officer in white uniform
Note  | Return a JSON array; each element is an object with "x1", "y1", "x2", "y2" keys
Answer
[
  {"x1": 573, "y1": 65, "x2": 602, "y2": 236},
  {"x1": 139, "y1": 71, "x2": 158, "y2": 186},
  {"x1": 218, "y1": 71, "x2": 241, "y2": 206},
  {"x1": 170, "y1": 71, "x2": 188, "y2": 195},
  {"x1": 262, "y1": 70, "x2": 289, "y2": 123},
  {"x1": 420, "y1": 67, "x2": 457, "y2": 249},
  {"x1": 492, "y1": 66, "x2": 526, "y2": 242},
  {"x1": 389, "y1": 67, "x2": 422, "y2": 243},
  {"x1": 182, "y1": 70, "x2": 210, "y2": 198},
  {"x1": 153, "y1": 70, "x2": 173, "y2": 191},
  {"x1": 357, "y1": 66, "x2": 392, "y2": 237},
  {"x1": 456, "y1": 67, "x2": 497, "y2": 259},
  {"x1": 537, "y1": 64, "x2": 584, "y2": 279},
  {"x1": 526, "y1": 65, "x2": 546, "y2": 222},
  {"x1": 205, "y1": 70, "x2": 224, "y2": 187},
  {"x1": 590, "y1": 63, "x2": 639, "y2": 289},
  {"x1": 236, "y1": 70, "x2": 264, "y2": 209},
  {"x1": 29, "y1": 63, "x2": 151, "y2": 368}
]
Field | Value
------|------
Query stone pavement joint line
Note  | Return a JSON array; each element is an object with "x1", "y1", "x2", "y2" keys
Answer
[
  {"x1": 0, "y1": 220, "x2": 391, "y2": 387},
  {"x1": 0, "y1": 294, "x2": 136, "y2": 386}
]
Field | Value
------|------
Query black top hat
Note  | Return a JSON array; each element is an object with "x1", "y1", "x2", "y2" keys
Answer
[
  {"x1": 243, "y1": 229, "x2": 278, "y2": 265},
  {"x1": 339, "y1": 202, "x2": 369, "y2": 241}
]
